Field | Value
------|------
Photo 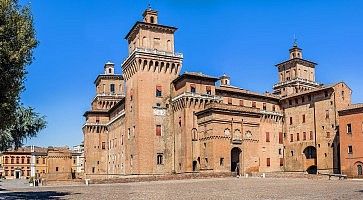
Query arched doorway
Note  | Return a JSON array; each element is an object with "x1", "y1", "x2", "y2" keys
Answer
[
  {"x1": 303, "y1": 146, "x2": 317, "y2": 159},
  {"x1": 306, "y1": 165, "x2": 317, "y2": 174},
  {"x1": 231, "y1": 147, "x2": 242, "y2": 175}
]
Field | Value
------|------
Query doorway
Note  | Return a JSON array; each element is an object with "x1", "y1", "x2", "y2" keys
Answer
[
  {"x1": 231, "y1": 147, "x2": 242, "y2": 175},
  {"x1": 15, "y1": 170, "x2": 21, "y2": 179}
]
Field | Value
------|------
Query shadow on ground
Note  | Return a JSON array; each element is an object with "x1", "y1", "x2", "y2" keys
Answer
[{"x1": 0, "y1": 191, "x2": 72, "y2": 200}]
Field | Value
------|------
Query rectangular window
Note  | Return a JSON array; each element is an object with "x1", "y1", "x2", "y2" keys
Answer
[
  {"x1": 263, "y1": 103, "x2": 266, "y2": 110},
  {"x1": 279, "y1": 132, "x2": 283, "y2": 144},
  {"x1": 302, "y1": 114, "x2": 306, "y2": 123},
  {"x1": 102, "y1": 142, "x2": 105, "y2": 150},
  {"x1": 289, "y1": 117, "x2": 293, "y2": 125},
  {"x1": 206, "y1": 86, "x2": 211, "y2": 95},
  {"x1": 290, "y1": 134, "x2": 294, "y2": 142},
  {"x1": 326, "y1": 132, "x2": 330, "y2": 138},
  {"x1": 190, "y1": 84, "x2": 196, "y2": 93},
  {"x1": 156, "y1": 85, "x2": 162, "y2": 97},
  {"x1": 289, "y1": 100, "x2": 292, "y2": 106},
  {"x1": 56, "y1": 167, "x2": 59, "y2": 172},
  {"x1": 239, "y1": 100, "x2": 244, "y2": 106},
  {"x1": 348, "y1": 145, "x2": 353, "y2": 154},
  {"x1": 278, "y1": 148, "x2": 282, "y2": 155},
  {"x1": 228, "y1": 98, "x2": 232, "y2": 105},
  {"x1": 266, "y1": 158, "x2": 270, "y2": 167},
  {"x1": 325, "y1": 110, "x2": 329, "y2": 119},
  {"x1": 297, "y1": 133, "x2": 300, "y2": 141},
  {"x1": 280, "y1": 158, "x2": 284, "y2": 166},
  {"x1": 156, "y1": 125, "x2": 162, "y2": 136},
  {"x1": 266, "y1": 132, "x2": 270, "y2": 142},
  {"x1": 347, "y1": 124, "x2": 352, "y2": 133},
  {"x1": 303, "y1": 132, "x2": 306, "y2": 141},
  {"x1": 272, "y1": 105, "x2": 276, "y2": 112},
  {"x1": 252, "y1": 101, "x2": 256, "y2": 108},
  {"x1": 310, "y1": 131, "x2": 313, "y2": 140},
  {"x1": 220, "y1": 158, "x2": 224, "y2": 166},
  {"x1": 92, "y1": 167, "x2": 95, "y2": 173},
  {"x1": 157, "y1": 154, "x2": 163, "y2": 165},
  {"x1": 110, "y1": 84, "x2": 115, "y2": 94}
]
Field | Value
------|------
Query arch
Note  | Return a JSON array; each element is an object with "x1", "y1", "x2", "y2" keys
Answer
[
  {"x1": 354, "y1": 161, "x2": 363, "y2": 176},
  {"x1": 303, "y1": 146, "x2": 317, "y2": 159},
  {"x1": 150, "y1": 16, "x2": 155, "y2": 24},
  {"x1": 192, "y1": 128, "x2": 198, "y2": 141},
  {"x1": 306, "y1": 165, "x2": 317, "y2": 174},
  {"x1": 231, "y1": 147, "x2": 242, "y2": 175}
]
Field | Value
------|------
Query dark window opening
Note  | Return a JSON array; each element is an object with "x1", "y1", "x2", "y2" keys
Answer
[
  {"x1": 110, "y1": 84, "x2": 115, "y2": 94},
  {"x1": 156, "y1": 85, "x2": 162, "y2": 97}
]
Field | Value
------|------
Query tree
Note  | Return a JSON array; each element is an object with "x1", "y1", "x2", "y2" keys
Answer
[{"x1": 0, "y1": 0, "x2": 46, "y2": 150}]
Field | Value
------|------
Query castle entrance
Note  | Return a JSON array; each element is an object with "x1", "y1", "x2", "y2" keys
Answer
[{"x1": 231, "y1": 147, "x2": 242, "y2": 175}]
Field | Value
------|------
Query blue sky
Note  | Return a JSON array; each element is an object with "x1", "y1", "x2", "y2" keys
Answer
[{"x1": 21, "y1": 0, "x2": 363, "y2": 147}]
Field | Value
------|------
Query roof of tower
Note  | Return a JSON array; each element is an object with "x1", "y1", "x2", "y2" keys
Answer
[
  {"x1": 275, "y1": 57, "x2": 317, "y2": 67},
  {"x1": 94, "y1": 74, "x2": 123, "y2": 85},
  {"x1": 125, "y1": 21, "x2": 177, "y2": 40},
  {"x1": 172, "y1": 72, "x2": 219, "y2": 84}
]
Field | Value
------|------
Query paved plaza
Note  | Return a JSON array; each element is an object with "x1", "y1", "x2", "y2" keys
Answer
[{"x1": 0, "y1": 177, "x2": 363, "y2": 199}]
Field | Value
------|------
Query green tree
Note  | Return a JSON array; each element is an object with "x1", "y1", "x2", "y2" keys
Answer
[{"x1": 0, "y1": 0, "x2": 46, "y2": 150}]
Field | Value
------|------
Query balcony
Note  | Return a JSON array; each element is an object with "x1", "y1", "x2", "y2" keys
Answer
[
  {"x1": 273, "y1": 77, "x2": 320, "y2": 89},
  {"x1": 122, "y1": 47, "x2": 183, "y2": 66}
]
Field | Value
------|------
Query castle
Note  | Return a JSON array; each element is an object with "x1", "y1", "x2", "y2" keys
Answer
[{"x1": 82, "y1": 8, "x2": 352, "y2": 178}]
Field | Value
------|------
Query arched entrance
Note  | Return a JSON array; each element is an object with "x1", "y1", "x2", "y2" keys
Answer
[
  {"x1": 231, "y1": 147, "x2": 242, "y2": 175},
  {"x1": 303, "y1": 146, "x2": 317, "y2": 159},
  {"x1": 306, "y1": 165, "x2": 317, "y2": 174}
]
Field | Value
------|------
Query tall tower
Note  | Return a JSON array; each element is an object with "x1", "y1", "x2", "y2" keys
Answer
[
  {"x1": 83, "y1": 61, "x2": 124, "y2": 175},
  {"x1": 273, "y1": 42, "x2": 319, "y2": 96},
  {"x1": 122, "y1": 7, "x2": 183, "y2": 174}
]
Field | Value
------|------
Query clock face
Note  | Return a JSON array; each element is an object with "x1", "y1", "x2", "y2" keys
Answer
[{"x1": 245, "y1": 131, "x2": 252, "y2": 139}]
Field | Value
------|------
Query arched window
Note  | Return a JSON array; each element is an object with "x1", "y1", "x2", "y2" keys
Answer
[
  {"x1": 192, "y1": 128, "x2": 198, "y2": 141},
  {"x1": 358, "y1": 164, "x2": 363, "y2": 176},
  {"x1": 167, "y1": 40, "x2": 172, "y2": 51},
  {"x1": 150, "y1": 16, "x2": 155, "y2": 24},
  {"x1": 157, "y1": 154, "x2": 163, "y2": 165}
]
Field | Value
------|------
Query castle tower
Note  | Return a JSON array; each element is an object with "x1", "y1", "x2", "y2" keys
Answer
[
  {"x1": 273, "y1": 42, "x2": 319, "y2": 96},
  {"x1": 83, "y1": 61, "x2": 124, "y2": 175},
  {"x1": 122, "y1": 7, "x2": 183, "y2": 174}
]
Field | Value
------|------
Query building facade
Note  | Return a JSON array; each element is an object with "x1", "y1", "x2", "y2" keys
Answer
[
  {"x1": 83, "y1": 8, "x2": 354, "y2": 178},
  {"x1": 339, "y1": 104, "x2": 363, "y2": 178}
]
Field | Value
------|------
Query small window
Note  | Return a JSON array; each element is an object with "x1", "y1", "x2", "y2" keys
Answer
[
  {"x1": 190, "y1": 84, "x2": 196, "y2": 93},
  {"x1": 102, "y1": 142, "x2": 105, "y2": 150},
  {"x1": 326, "y1": 132, "x2": 330, "y2": 138},
  {"x1": 289, "y1": 100, "x2": 292, "y2": 106},
  {"x1": 303, "y1": 132, "x2": 306, "y2": 141},
  {"x1": 358, "y1": 165, "x2": 362, "y2": 176},
  {"x1": 220, "y1": 158, "x2": 224, "y2": 166},
  {"x1": 278, "y1": 148, "x2": 282, "y2": 155},
  {"x1": 110, "y1": 84, "x2": 115, "y2": 94},
  {"x1": 266, "y1": 132, "x2": 270, "y2": 142},
  {"x1": 252, "y1": 101, "x2": 256, "y2": 108},
  {"x1": 150, "y1": 16, "x2": 155, "y2": 24},
  {"x1": 56, "y1": 167, "x2": 59, "y2": 172},
  {"x1": 291, "y1": 151, "x2": 294, "y2": 156},
  {"x1": 290, "y1": 134, "x2": 294, "y2": 142},
  {"x1": 280, "y1": 158, "x2": 284, "y2": 166},
  {"x1": 325, "y1": 110, "x2": 329, "y2": 119},
  {"x1": 156, "y1": 85, "x2": 162, "y2": 97},
  {"x1": 302, "y1": 114, "x2": 306, "y2": 123},
  {"x1": 239, "y1": 100, "x2": 244, "y2": 107},
  {"x1": 92, "y1": 167, "x2": 95, "y2": 173},
  {"x1": 272, "y1": 105, "x2": 276, "y2": 112},
  {"x1": 266, "y1": 158, "x2": 271, "y2": 167},
  {"x1": 263, "y1": 103, "x2": 266, "y2": 110},
  {"x1": 228, "y1": 98, "x2": 232, "y2": 105},
  {"x1": 347, "y1": 124, "x2": 352, "y2": 133},
  {"x1": 289, "y1": 117, "x2": 293, "y2": 125},
  {"x1": 157, "y1": 154, "x2": 163, "y2": 165},
  {"x1": 279, "y1": 132, "x2": 283, "y2": 144},
  {"x1": 156, "y1": 125, "x2": 162, "y2": 136},
  {"x1": 296, "y1": 133, "x2": 300, "y2": 141},
  {"x1": 206, "y1": 86, "x2": 211, "y2": 95},
  {"x1": 348, "y1": 145, "x2": 353, "y2": 154}
]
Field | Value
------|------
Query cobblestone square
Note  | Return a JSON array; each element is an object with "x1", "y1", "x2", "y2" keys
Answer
[{"x1": 1, "y1": 177, "x2": 363, "y2": 199}]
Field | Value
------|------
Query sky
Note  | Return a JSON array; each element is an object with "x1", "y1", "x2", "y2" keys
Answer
[{"x1": 20, "y1": 0, "x2": 363, "y2": 147}]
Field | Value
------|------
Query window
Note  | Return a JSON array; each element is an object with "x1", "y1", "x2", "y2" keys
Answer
[
  {"x1": 263, "y1": 103, "x2": 266, "y2": 110},
  {"x1": 302, "y1": 114, "x2": 306, "y2": 123},
  {"x1": 326, "y1": 132, "x2": 330, "y2": 138},
  {"x1": 296, "y1": 133, "x2": 300, "y2": 141},
  {"x1": 110, "y1": 84, "x2": 115, "y2": 94},
  {"x1": 11, "y1": 157, "x2": 14, "y2": 164},
  {"x1": 266, "y1": 132, "x2": 270, "y2": 142},
  {"x1": 157, "y1": 154, "x2": 163, "y2": 165},
  {"x1": 206, "y1": 86, "x2": 211, "y2": 95},
  {"x1": 278, "y1": 148, "x2": 282, "y2": 155},
  {"x1": 272, "y1": 105, "x2": 276, "y2": 112},
  {"x1": 21, "y1": 157, "x2": 24, "y2": 164},
  {"x1": 16, "y1": 157, "x2": 19, "y2": 164},
  {"x1": 43, "y1": 158, "x2": 46, "y2": 164},
  {"x1": 156, "y1": 125, "x2": 162, "y2": 136},
  {"x1": 252, "y1": 101, "x2": 256, "y2": 108},
  {"x1": 289, "y1": 117, "x2": 293, "y2": 125},
  {"x1": 342, "y1": 91, "x2": 345, "y2": 100},
  {"x1": 27, "y1": 157, "x2": 30, "y2": 164},
  {"x1": 220, "y1": 158, "x2": 224, "y2": 166},
  {"x1": 280, "y1": 158, "x2": 284, "y2": 166},
  {"x1": 228, "y1": 98, "x2": 232, "y2": 105},
  {"x1": 5, "y1": 157, "x2": 8, "y2": 164},
  {"x1": 130, "y1": 89, "x2": 133, "y2": 101},
  {"x1": 303, "y1": 132, "x2": 306, "y2": 141},
  {"x1": 36, "y1": 158, "x2": 39, "y2": 164},
  {"x1": 279, "y1": 132, "x2": 283, "y2": 144},
  {"x1": 190, "y1": 84, "x2": 196, "y2": 93},
  {"x1": 347, "y1": 124, "x2": 352, "y2": 133},
  {"x1": 266, "y1": 158, "x2": 270, "y2": 167},
  {"x1": 239, "y1": 100, "x2": 244, "y2": 107},
  {"x1": 128, "y1": 128, "x2": 131, "y2": 139},
  {"x1": 358, "y1": 165, "x2": 363, "y2": 176},
  {"x1": 102, "y1": 142, "x2": 105, "y2": 150},
  {"x1": 130, "y1": 155, "x2": 133, "y2": 167},
  {"x1": 156, "y1": 85, "x2": 162, "y2": 97},
  {"x1": 289, "y1": 100, "x2": 292, "y2": 106},
  {"x1": 310, "y1": 131, "x2": 313, "y2": 140},
  {"x1": 56, "y1": 167, "x2": 59, "y2": 172},
  {"x1": 348, "y1": 145, "x2": 353, "y2": 154},
  {"x1": 325, "y1": 110, "x2": 329, "y2": 119},
  {"x1": 291, "y1": 151, "x2": 294, "y2": 156},
  {"x1": 92, "y1": 167, "x2": 95, "y2": 173},
  {"x1": 121, "y1": 135, "x2": 124, "y2": 145},
  {"x1": 290, "y1": 134, "x2": 293, "y2": 142}
]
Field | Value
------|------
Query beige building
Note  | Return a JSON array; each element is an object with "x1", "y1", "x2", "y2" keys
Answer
[{"x1": 83, "y1": 8, "x2": 353, "y2": 178}]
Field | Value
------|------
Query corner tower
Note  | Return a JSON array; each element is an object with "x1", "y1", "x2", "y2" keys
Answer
[
  {"x1": 273, "y1": 42, "x2": 319, "y2": 97},
  {"x1": 122, "y1": 7, "x2": 183, "y2": 174}
]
